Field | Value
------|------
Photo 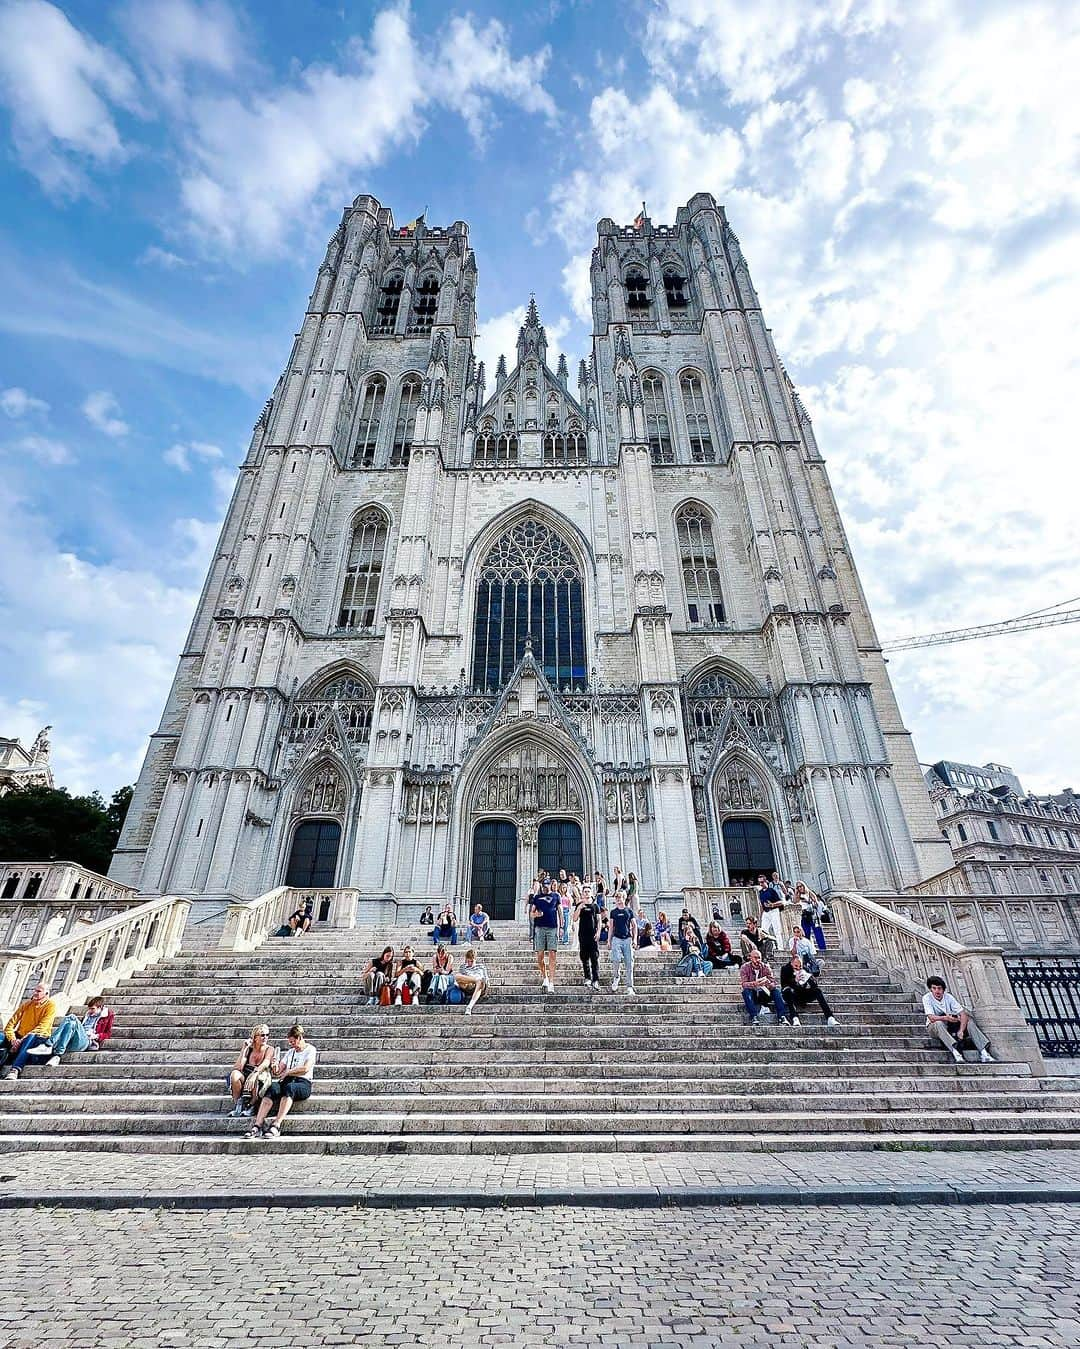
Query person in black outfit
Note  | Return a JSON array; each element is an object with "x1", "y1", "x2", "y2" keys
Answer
[
  {"x1": 288, "y1": 897, "x2": 315, "y2": 934},
  {"x1": 677, "y1": 910, "x2": 704, "y2": 956},
  {"x1": 779, "y1": 955, "x2": 837, "y2": 1026},
  {"x1": 575, "y1": 893, "x2": 601, "y2": 989}
]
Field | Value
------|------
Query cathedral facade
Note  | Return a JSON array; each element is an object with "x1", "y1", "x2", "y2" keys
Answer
[{"x1": 111, "y1": 192, "x2": 951, "y2": 915}]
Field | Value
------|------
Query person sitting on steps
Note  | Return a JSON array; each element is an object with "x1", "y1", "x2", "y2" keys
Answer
[
  {"x1": 468, "y1": 903, "x2": 492, "y2": 944},
  {"x1": 432, "y1": 906, "x2": 458, "y2": 946},
  {"x1": 290, "y1": 896, "x2": 315, "y2": 935},
  {"x1": 739, "y1": 948, "x2": 789, "y2": 1027},
  {"x1": 362, "y1": 946, "x2": 395, "y2": 1004},
  {"x1": 247, "y1": 1024, "x2": 316, "y2": 1140},
  {"x1": 0, "y1": 982, "x2": 57, "y2": 1081},
  {"x1": 228, "y1": 1023, "x2": 275, "y2": 1116},
  {"x1": 780, "y1": 955, "x2": 838, "y2": 1027},
  {"x1": 677, "y1": 909, "x2": 704, "y2": 956},
  {"x1": 923, "y1": 976, "x2": 994, "y2": 1064},
  {"x1": 419, "y1": 904, "x2": 434, "y2": 927},
  {"x1": 739, "y1": 915, "x2": 777, "y2": 965},
  {"x1": 789, "y1": 925, "x2": 821, "y2": 976},
  {"x1": 454, "y1": 948, "x2": 489, "y2": 1016},
  {"x1": 704, "y1": 921, "x2": 737, "y2": 970},
  {"x1": 423, "y1": 944, "x2": 455, "y2": 1002},
  {"x1": 393, "y1": 946, "x2": 424, "y2": 1005},
  {"x1": 35, "y1": 995, "x2": 114, "y2": 1068}
]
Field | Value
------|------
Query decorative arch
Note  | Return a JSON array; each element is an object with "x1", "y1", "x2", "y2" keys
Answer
[
  {"x1": 351, "y1": 372, "x2": 388, "y2": 468},
  {"x1": 675, "y1": 501, "x2": 725, "y2": 627},
  {"x1": 641, "y1": 368, "x2": 673, "y2": 463},
  {"x1": 677, "y1": 369, "x2": 715, "y2": 462},
  {"x1": 624, "y1": 266, "x2": 649, "y2": 312},
  {"x1": 337, "y1": 506, "x2": 390, "y2": 632},
  {"x1": 374, "y1": 272, "x2": 403, "y2": 334},
  {"x1": 390, "y1": 374, "x2": 423, "y2": 467},
  {"x1": 707, "y1": 745, "x2": 794, "y2": 885},
  {"x1": 470, "y1": 516, "x2": 587, "y2": 693},
  {"x1": 408, "y1": 272, "x2": 439, "y2": 335},
  {"x1": 683, "y1": 655, "x2": 762, "y2": 698}
]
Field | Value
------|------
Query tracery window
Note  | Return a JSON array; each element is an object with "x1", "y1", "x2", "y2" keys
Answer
[
  {"x1": 642, "y1": 370, "x2": 673, "y2": 464},
  {"x1": 472, "y1": 519, "x2": 586, "y2": 693},
  {"x1": 408, "y1": 274, "x2": 439, "y2": 335},
  {"x1": 680, "y1": 371, "x2": 715, "y2": 463},
  {"x1": 338, "y1": 509, "x2": 387, "y2": 631},
  {"x1": 475, "y1": 432, "x2": 518, "y2": 467},
  {"x1": 625, "y1": 269, "x2": 649, "y2": 312},
  {"x1": 390, "y1": 376, "x2": 421, "y2": 467},
  {"x1": 374, "y1": 273, "x2": 403, "y2": 334},
  {"x1": 352, "y1": 375, "x2": 386, "y2": 467},
  {"x1": 677, "y1": 504, "x2": 725, "y2": 626},
  {"x1": 664, "y1": 269, "x2": 689, "y2": 309},
  {"x1": 543, "y1": 427, "x2": 587, "y2": 465}
]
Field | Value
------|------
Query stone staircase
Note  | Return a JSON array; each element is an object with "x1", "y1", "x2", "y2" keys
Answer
[{"x1": 3, "y1": 922, "x2": 1079, "y2": 1154}]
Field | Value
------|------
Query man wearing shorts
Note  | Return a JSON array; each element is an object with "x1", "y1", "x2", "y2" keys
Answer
[
  {"x1": 530, "y1": 879, "x2": 560, "y2": 993},
  {"x1": 246, "y1": 1024, "x2": 316, "y2": 1139}
]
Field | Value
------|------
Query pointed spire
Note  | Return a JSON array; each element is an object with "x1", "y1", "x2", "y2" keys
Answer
[
  {"x1": 517, "y1": 294, "x2": 547, "y2": 365},
  {"x1": 495, "y1": 353, "x2": 507, "y2": 391},
  {"x1": 556, "y1": 353, "x2": 569, "y2": 388}
]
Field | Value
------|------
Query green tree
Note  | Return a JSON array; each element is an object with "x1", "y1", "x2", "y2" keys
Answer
[{"x1": 0, "y1": 785, "x2": 134, "y2": 875}]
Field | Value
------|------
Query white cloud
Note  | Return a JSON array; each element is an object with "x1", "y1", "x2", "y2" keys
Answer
[
  {"x1": 7, "y1": 434, "x2": 73, "y2": 465},
  {"x1": 121, "y1": 0, "x2": 244, "y2": 103},
  {"x1": 163, "y1": 440, "x2": 223, "y2": 472},
  {"x1": 0, "y1": 386, "x2": 49, "y2": 417},
  {"x1": 137, "y1": 244, "x2": 195, "y2": 270},
  {"x1": 0, "y1": 0, "x2": 139, "y2": 196},
  {"x1": 177, "y1": 6, "x2": 556, "y2": 256},
  {"x1": 82, "y1": 390, "x2": 130, "y2": 438}
]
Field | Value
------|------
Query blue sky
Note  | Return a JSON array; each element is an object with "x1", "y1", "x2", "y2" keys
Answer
[{"x1": 1, "y1": 0, "x2": 1078, "y2": 798}]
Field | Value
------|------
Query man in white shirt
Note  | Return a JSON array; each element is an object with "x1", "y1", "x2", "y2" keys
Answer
[
  {"x1": 247, "y1": 1024, "x2": 317, "y2": 1138},
  {"x1": 455, "y1": 948, "x2": 489, "y2": 1017},
  {"x1": 923, "y1": 977, "x2": 994, "y2": 1064}
]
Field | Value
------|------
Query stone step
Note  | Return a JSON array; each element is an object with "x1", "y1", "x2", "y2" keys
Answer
[
  {"x1": 1, "y1": 1109, "x2": 1076, "y2": 1138},
  {"x1": 4, "y1": 1130, "x2": 1077, "y2": 1157},
  {"x1": 4, "y1": 1089, "x2": 1073, "y2": 1117}
]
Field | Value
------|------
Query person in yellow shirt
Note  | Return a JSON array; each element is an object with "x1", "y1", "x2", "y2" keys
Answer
[{"x1": 0, "y1": 983, "x2": 57, "y2": 1081}]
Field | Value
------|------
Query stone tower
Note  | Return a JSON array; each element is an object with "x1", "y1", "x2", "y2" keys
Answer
[{"x1": 111, "y1": 192, "x2": 951, "y2": 909}]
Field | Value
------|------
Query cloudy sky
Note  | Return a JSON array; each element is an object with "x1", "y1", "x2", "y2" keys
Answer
[{"x1": 0, "y1": 0, "x2": 1077, "y2": 798}]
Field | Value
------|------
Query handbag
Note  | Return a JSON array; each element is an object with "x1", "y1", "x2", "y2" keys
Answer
[
  {"x1": 379, "y1": 983, "x2": 392, "y2": 1007},
  {"x1": 246, "y1": 1066, "x2": 273, "y2": 1099}
]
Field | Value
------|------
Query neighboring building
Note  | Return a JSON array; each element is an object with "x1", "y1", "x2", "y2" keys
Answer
[
  {"x1": 924, "y1": 759, "x2": 1080, "y2": 897},
  {"x1": 111, "y1": 192, "x2": 951, "y2": 912},
  {"x1": 0, "y1": 727, "x2": 53, "y2": 796}
]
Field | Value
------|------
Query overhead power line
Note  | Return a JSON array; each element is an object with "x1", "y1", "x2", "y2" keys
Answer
[{"x1": 883, "y1": 596, "x2": 1080, "y2": 652}]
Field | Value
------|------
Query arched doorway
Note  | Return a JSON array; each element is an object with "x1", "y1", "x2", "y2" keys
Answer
[
  {"x1": 722, "y1": 818, "x2": 775, "y2": 884},
  {"x1": 538, "y1": 818, "x2": 583, "y2": 879},
  {"x1": 285, "y1": 820, "x2": 342, "y2": 888},
  {"x1": 471, "y1": 820, "x2": 518, "y2": 920}
]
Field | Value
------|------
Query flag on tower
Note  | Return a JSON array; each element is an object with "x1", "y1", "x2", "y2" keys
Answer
[
  {"x1": 398, "y1": 212, "x2": 426, "y2": 236},
  {"x1": 632, "y1": 203, "x2": 647, "y2": 231}
]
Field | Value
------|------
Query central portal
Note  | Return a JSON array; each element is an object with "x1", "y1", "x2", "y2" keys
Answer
[
  {"x1": 470, "y1": 819, "x2": 518, "y2": 920},
  {"x1": 537, "y1": 818, "x2": 583, "y2": 879}
]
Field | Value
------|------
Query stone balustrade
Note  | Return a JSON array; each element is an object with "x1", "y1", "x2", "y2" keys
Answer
[
  {"x1": 871, "y1": 893, "x2": 1080, "y2": 954},
  {"x1": 681, "y1": 886, "x2": 758, "y2": 927},
  {"x1": 0, "y1": 860, "x2": 137, "y2": 906},
  {"x1": 0, "y1": 894, "x2": 190, "y2": 1020},
  {"x1": 219, "y1": 887, "x2": 359, "y2": 952},
  {"x1": 829, "y1": 891, "x2": 1045, "y2": 1075}
]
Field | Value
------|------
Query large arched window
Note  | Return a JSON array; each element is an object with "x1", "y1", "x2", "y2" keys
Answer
[
  {"x1": 390, "y1": 376, "x2": 421, "y2": 467},
  {"x1": 472, "y1": 518, "x2": 586, "y2": 692},
  {"x1": 680, "y1": 371, "x2": 715, "y2": 463},
  {"x1": 664, "y1": 268, "x2": 689, "y2": 309},
  {"x1": 408, "y1": 274, "x2": 439, "y2": 335},
  {"x1": 338, "y1": 509, "x2": 388, "y2": 630},
  {"x1": 625, "y1": 269, "x2": 649, "y2": 312},
  {"x1": 352, "y1": 375, "x2": 386, "y2": 467},
  {"x1": 677, "y1": 504, "x2": 724, "y2": 626},
  {"x1": 642, "y1": 370, "x2": 673, "y2": 464},
  {"x1": 374, "y1": 273, "x2": 403, "y2": 334}
]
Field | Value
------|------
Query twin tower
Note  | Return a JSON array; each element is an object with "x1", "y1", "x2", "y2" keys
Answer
[{"x1": 111, "y1": 192, "x2": 951, "y2": 914}]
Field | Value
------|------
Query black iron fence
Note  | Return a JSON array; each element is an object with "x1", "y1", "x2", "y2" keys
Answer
[{"x1": 1005, "y1": 957, "x2": 1080, "y2": 1057}]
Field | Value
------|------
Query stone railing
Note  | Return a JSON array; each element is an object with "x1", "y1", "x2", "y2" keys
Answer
[
  {"x1": 0, "y1": 896, "x2": 147, "y2": 950},
  {"x1": 873, "y1": 893, "x2": 1080, "y2": 955},
  {"x1": 0, "y1": 894, "x2": 190, "y2": 1020},
  {"x1": 904, "y1": 866, "x2": 970, "y2": 897},
  {"x1": 219, "y1": 887, "x2": 359, "y2": 953},
  {"x1": 0, "y1": 860, "x2": 138, "y2": 906},
  {"x1": 681, "y1": 886, "x2": 758, "y2": 928},
  {"x1": 829, "y1": 891, "x2": 1045, "y2": 1075}
]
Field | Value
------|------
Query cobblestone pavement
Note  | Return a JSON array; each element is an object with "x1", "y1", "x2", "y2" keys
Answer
[
  {"x1": 1, "y1": 1202, "x2": 1078, "y2": 1347},
  {"x1": 6, "y1": 1147, "x2": 1080, "y2": 1204}
]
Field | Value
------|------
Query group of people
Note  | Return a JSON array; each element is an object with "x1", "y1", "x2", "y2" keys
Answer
[
  {"x1": 421, "y1": 903, "x2": 496, "y2": 946},
  {"x1": 360, "y1": 942, "x2": 489, "y2": 1015},
  {"x1": 228, "y1": 1022, "x2": 318, "y2": 1139},
  {"x1": 0, "y1": 982, "x2": 113, "y2": 1081}
]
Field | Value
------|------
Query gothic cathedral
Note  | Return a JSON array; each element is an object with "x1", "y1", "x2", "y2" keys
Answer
[{"x1": 110, "y1": 192, "x2": 952, "y2": 915}]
